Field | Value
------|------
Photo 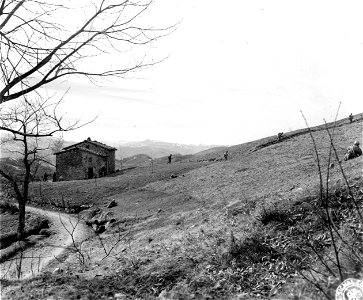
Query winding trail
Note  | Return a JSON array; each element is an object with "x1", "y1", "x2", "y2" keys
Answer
[{"x1": 0, "y1": 206, "x2": 92, "y2": 279}]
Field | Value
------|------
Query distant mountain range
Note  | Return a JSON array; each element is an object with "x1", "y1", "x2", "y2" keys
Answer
[{"x1": 110, "y1": 139, "x2": 226, "y2": 159}]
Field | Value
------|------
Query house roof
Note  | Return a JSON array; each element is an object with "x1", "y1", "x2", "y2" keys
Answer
[
  {"x1": 62, "y1": 138, "x2": 117, "y2": 151},
  {"x1": 55, "y1": 146, "x2": 107, "y2": 157}
]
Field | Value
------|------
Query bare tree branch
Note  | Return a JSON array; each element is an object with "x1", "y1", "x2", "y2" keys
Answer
[{"x1": 0, "y1": 0, "x2": 175, "y2": 104}]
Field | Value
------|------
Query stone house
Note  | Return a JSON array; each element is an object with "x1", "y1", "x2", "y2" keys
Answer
[{"x1": 55, "y1": 138, "x2": 116, "y2": 181}]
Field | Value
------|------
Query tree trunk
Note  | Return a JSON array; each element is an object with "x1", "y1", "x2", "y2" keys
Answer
[
  {"x1": 0, "y1": 168, "x2": 25, "y2": 240},
  {"x1": 17, "y1": 199, "x2": 26, "y2": 241},
  {"x1": 18, "y1": 136, "x2": 30, "y2": 241}
]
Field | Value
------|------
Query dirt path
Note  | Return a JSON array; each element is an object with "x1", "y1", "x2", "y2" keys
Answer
[{"x1": 0, "y1": 206, "x2": 92, "y2": 279}]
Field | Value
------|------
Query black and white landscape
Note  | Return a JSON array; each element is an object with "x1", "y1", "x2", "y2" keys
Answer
[{"x1": 1, "y1": 1, "x2": 362, "y2": 299}]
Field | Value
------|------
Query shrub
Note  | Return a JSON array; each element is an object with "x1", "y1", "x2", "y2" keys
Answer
[
  {"x1": 0, "y1": 200, "x2": 18, "y2": 214},
  {"x1": 227, "y1": 234, "x2": 279, "y2": 267},
  {"x1": 257, "y1": 206, "x2": 293, "y2": 226}
]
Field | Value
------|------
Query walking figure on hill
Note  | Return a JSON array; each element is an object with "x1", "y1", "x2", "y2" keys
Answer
[
  {"x1": 277, "y1": 132, "x2": 284, "y2": 141},
  {"x1": 224, "y1": 150, "x2": 229, "y2": 161},
  {"x1": 168, "y1": 154, "x2": 172, "y2": 164},
  {"x1": 344, "y1": 140, "x2": 362, "y2": 161},
  {"x1": 43, "y1": 172, "x2": 48, "y2": 181},
  {"x1": 348, "y1": 113, "x2": 354, "y2": 123}
]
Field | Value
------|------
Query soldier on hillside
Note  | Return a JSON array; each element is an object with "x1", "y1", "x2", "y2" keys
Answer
[
  {"x1": 344, "y1": 140, "x2": 362, "y2": 161},
  {"x1": 277, "y1": 132, "x2": 284, "y2": 141},
  {"x1": 168, "y1": 154, "x2": 172, "y2": 164},
  {"x1": 348, "y1": 113, "x2": 354, "y2": 123},
  {"x1": 353, "y1": 140, "x2": 362, "y2": 156},
  {"x1": 224, "y1": 150, "x2": 229, "y2": 160}
]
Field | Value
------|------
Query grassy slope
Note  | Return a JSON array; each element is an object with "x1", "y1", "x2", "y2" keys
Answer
[
  {"x1": 146, "y1": 118, "x2": 362, "y2": 208},
  {"x1": 2, "y1": 117, "x2": 363, "y2": 299},
  {"x1": 27, "y1": 160, "x2": 214, "y2": 211}
]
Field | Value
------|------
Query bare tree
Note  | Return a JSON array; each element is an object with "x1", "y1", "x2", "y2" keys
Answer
[
  {"x1": 0, "y1": 0, "x2": 174, "y2": 105},
  {"x1": 50, "y1": 137, "x2": 64, "y2": 155},
  {"x1": 0, "y1": 95, "x2": 88, "y2": 241}
]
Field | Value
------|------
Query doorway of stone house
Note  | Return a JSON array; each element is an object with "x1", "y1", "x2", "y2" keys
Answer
[{"x1": 88, "y1": 167, "x2": 93, "y2": 179}]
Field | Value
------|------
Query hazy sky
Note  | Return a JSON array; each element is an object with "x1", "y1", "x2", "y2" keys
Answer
[{"x1": 52, "y1": 0, "x2": 363, "y2": 145}]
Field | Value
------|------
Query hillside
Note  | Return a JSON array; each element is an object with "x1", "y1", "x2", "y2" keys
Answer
[
  {"x1": 115, "y1": 139, "x2": 225, "y2": 159},
  {"x1": 116, "y1": 154, "x2": 152, "y2": 170},
  {"x1": 1, "y1": 116, "x2": 362, "y2": 299},
  {"x1": 194, "y1": 146, "x2": 227, "y2": 157}
]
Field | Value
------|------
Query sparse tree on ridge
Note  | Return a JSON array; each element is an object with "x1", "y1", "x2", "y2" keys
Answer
[{"x1": 0, "y1": 0, "x2": 174, "y2": 106}]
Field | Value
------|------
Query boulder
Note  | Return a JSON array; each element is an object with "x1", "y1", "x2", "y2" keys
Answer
[
  {"x1": 39, "y1": 219, "x2": 50, "y2": 229},
  {"x1": 86, "y1": 217, "x2": 97, "y2": 226},
  {"x1": 52, "y1": 267, "x2": 63, "y2": 274},
  {"x1": 81, "y1": 207, "x2": 101, "y2": 223},
  {"x1": 39, "y1": 228, "x2": 53, "y2": 236},
  {"x1": 98, "y1": 211, "x2": 113, "y2": 224},
  {"x1": 105, "y1": 218, "x2": 116, "y2": 229},
  {"x1": 95, "y1": 225, "x2": 106, "y2": 234},
  {"x1": 80, "y1": 204, "x2": 93, "y2": 210},
  {"x1": 107, "y1": 200, "x2": 117, "y2": 208},
  {"x1": 114, "y1": 293, "x2": 127, "y2": 300},
  {"x1": 27, "y1": 235, "x2": 44, "y2": 244}
]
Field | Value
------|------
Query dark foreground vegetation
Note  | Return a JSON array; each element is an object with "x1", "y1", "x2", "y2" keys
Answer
[{"x1": 2, "y1": 182, "x2": 362, "y2": 299}]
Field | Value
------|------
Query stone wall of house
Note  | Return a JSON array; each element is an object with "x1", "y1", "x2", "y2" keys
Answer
[
  {"x1": 80, "y1": 141, "x2": 100, "y2": 153},
  {"x1": 106, "y1": 149, "x2": 116, "y2": 173},
  {"x1": 80, "y1": 151, "x2": 108, "y2": 178},
  {"x1": 56, "y1": 149, "x2": 109, "y2": 181},
  {"x1": 56, "y1": 149, "x2": 84, "y2": 181},
  {"x1": 56, "y1": 140, "x2": 116, "y2": 181},
  {"x1": 78, "y1": 141, "x2": 116, "y2": 174}
]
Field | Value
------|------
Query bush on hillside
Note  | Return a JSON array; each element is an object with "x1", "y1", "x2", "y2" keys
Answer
[
  {"x1": 0, "y1": 200, "x2": 18, "y2": 214},
  {"x1": 227, "y1": 234, "x2": 279, "y2": 267},
  {"x1": 256, "y1": 205, "x2": 293, "y2": 226}
]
